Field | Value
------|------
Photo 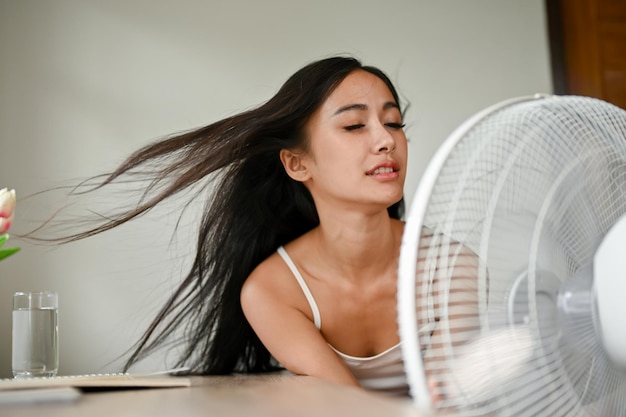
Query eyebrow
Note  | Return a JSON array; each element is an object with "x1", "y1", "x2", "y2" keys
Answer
[{"x1": 332, "y1": 101, "x2": 400, "y2": 116}]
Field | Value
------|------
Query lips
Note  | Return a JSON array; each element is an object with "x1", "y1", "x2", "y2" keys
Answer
[
  {"x1": 370, "y1": 166, "x2": 394, "y2": 175},
  {"x1": 366, "y1": 161, "x2": 400, "y2": 176}
]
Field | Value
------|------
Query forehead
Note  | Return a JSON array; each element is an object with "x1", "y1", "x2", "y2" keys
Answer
[{"x1": 320, "y1": 70, "x2": 397, "y2": 113}]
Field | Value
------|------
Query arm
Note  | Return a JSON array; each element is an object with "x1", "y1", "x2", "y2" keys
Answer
[
  {"x1": 417, "y1": 228, "x2": 482, "y2": 404},
  {"x1": 240, "y1": 258, "x2": 359, "y2": 387}
]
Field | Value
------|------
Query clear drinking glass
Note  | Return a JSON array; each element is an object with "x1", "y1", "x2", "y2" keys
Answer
[{"x1": 12, "y1": 291, "x2": 59, "y2": 378}]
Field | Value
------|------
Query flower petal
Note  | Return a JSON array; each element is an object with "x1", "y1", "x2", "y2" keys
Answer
[
  {"x1": 0, "y1": 217, "x2": 11, "y2": 234},
  {"x1": 0, "y1": 189, "x2": 16, "y2": 218}
]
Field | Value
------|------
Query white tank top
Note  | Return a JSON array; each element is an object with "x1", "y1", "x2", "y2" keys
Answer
[{"x1": 277, "y1": 246, "x2": 409, "y2": 396}]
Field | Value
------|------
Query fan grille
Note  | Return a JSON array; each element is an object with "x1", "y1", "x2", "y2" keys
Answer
[{"x1": 399, "y1": 95, "x2": 626, "y2": 416}]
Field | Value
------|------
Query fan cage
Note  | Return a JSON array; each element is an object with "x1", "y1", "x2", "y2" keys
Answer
[{"x1": 398, "y1": 94, "x2": 626, "y2": 416}]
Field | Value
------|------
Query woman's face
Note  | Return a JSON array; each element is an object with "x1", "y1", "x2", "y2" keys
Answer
[{"x1": 299, "y1": 69, "x2": 408, "y2": 213}]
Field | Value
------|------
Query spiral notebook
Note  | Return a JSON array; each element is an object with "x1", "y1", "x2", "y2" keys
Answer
[
  {"x1": 0, "y1": 369, "x2": 191, "y2": 391},
  {"x1": 0, "y1": 369, "x2": 191, "y2": 405}
]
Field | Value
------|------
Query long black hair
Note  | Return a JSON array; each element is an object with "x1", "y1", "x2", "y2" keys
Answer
[{"x1": 47, "y1": 56, "x2": 405, "y2": 374}]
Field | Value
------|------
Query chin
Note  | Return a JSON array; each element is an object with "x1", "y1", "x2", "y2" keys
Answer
[{"x1": 385, "y1": 189, "x2": 404, "y2": 204}]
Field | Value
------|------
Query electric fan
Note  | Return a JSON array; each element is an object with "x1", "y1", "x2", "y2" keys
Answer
[{"x1": 398, "y1": 94, "x2": 626, "y2": 416}]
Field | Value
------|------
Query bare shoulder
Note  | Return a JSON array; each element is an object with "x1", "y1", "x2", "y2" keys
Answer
[
  {"x1": 240, "y1": 249, "x2": 303, "y2": 316},
  {"x1": 242, "y1": 252, "x2": 284, "y2": 297}
]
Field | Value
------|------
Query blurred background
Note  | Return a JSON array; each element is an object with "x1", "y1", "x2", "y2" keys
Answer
[{"x1": 0, "y1": 0, "x2": 553, "y2": 377}]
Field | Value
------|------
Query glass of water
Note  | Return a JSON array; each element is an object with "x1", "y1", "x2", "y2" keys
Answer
[{"x1": 12, "y1": 291, "x2": 59, "y2": 378}]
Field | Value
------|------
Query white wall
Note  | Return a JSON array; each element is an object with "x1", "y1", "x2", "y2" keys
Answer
[{"x1": 0, "y1": 0, "x2": 553, "y2": 377}]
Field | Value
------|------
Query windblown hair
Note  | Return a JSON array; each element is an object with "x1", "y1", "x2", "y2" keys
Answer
[{"x1": 52, "y1": 56, "x2": 405, "y2": 374}]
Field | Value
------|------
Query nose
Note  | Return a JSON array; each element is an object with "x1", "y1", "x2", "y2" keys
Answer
[{"x1": 373, "y1": 124, "x2": 396, "y2": 154}]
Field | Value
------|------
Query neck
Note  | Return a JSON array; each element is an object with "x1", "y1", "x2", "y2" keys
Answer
[{"x1": 311, "y1": 206, "x2": 401, "y2": 282}]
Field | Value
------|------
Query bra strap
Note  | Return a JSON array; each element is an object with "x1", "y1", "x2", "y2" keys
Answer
[{"x1": 277, "y1": 246, "x2": 321, "y2": 329}]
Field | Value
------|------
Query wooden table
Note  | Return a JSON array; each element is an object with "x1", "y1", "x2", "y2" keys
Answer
[{"x1": 0, "y1": 374, "x2": 422, "y2": 417}]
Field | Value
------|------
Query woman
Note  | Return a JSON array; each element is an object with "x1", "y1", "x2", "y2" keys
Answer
[{"x1": 51, "y1": 56, "x2": 410, "y2": 395}]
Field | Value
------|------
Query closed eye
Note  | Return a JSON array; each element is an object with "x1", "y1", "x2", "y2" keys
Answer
[
  {"x1": 386, "y1": 122, "x2": 406, "y2": 129},
  {"x1": 344, "y1": 124, "x2": 365, "y2": 131}
]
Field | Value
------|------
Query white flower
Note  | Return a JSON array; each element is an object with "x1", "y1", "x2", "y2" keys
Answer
[{"x1": 0, "y1": 188, "x2": 16, "y2": 234}]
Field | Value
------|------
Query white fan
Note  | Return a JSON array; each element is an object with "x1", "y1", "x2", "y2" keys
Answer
[{"x1": 398, "y1": 94, "x2": 626, "y2": 416}]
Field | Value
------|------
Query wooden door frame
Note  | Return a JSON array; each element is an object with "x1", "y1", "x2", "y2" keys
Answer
[{"x1": 546, "y1": 0, "x2": 568, "y2": 94}]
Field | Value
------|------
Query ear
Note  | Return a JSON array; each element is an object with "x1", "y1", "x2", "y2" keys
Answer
[{"x1": 280, "y1": 149, "x2": 311, "y2": 182}]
